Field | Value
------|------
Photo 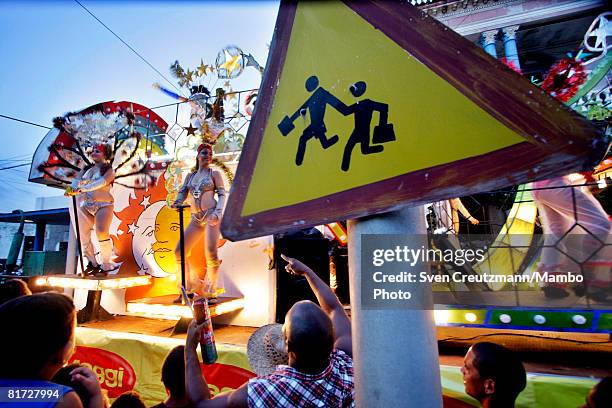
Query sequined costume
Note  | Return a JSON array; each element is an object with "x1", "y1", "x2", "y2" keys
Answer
[
  {"x1": 72, "y1": 165, "x2": 116, "y2": 272},
  {"x1": 174, "y1": 167, "x2": 226, "y2": 294},
  {"x1": 176, "y1": 168, "x2": 226, "y2": 226}
]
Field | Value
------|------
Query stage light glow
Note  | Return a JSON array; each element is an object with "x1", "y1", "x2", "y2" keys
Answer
[
  {"x1": 213, "y1": 298, "x2": 245, "y2": 315},
  {"x1": 41, "y1": 275, "x2": 151, "y2": 291},
  {"x1": 126, "y1": 302, "x2": 193, "y2": 320},
  {"x1": 126, "y1": 298, "x2": 245, "y2": 320},
  {"x1": 98, "y1": 276, "x2": 151, "y2": 290},
  {"x1": 434, "y1": 310, "x2": 449, "y2": 325},
  {"x1": 464, "y1": 312, "x2": 477, "y2": 323},
  {"x1": 46, "y1": 276, "x2": 100, "y2": 290}
]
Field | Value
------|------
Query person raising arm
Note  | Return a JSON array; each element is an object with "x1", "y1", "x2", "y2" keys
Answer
[{"x1": 184, "y1": 254, "x2": 354, "y2": 407}]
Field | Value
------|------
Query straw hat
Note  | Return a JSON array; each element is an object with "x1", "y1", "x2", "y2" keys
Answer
[{"x1": 247, "y1": 324, "x2": 288, "y2": 376}]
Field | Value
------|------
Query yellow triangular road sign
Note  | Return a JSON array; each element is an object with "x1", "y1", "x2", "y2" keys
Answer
[{"x1": 222, "y1": 0, "x2": 605, "y2": 241}]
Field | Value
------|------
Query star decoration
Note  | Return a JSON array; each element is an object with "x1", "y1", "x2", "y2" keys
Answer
[
  {"x1": 184, "y1": 124, "x2": 198, "y2": 136},
  {"x1": 585, "y1": 14, "x2": 610, "y2": 52},
  {"x1": 140, "y1": 195, "x2": 151, "y2": 209},
  {"x1": 219, "y1": 49, "x2": 242, "y2": 76},
  {"x1": 184, "y1": 69, "x2": 194, "y2": 85},
  {"x1": 127, "y1": 222, "x2": 139, "y2": 235},
  {"x1": 197, "y1": 59, "x2": 210, "y2": 77}
]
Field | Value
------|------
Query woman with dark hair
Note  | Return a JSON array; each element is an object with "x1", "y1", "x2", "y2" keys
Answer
[
  {"x1": 0, "y1": 293, "x2": 106, "y2": 407},
  {"x1": 171, "y1": 143, "x2": 226, "y2": 297},
  {"x1": 66, "y1": 144, "x2": 116, "y2": 275}
]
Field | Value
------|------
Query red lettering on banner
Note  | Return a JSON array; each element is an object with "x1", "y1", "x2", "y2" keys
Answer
[{"x1": 69, "y1": 346, "x2": 136, "y2": 398}]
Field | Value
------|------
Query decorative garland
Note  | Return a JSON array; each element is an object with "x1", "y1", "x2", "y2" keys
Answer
[
  {"x1": 212, "y1": 157, "x2": 234, "y2": 184},
  {"x1": 540, "y1": 56, "x2": 587, "y2": 103}
]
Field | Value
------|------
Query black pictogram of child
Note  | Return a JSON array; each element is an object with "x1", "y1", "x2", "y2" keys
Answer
[
  {"x1": 341, "y1": 81, "x2": 394, "y2": 172},
  {"x1": 278, "y1": 75, "x2": 349, "y2": 166}
]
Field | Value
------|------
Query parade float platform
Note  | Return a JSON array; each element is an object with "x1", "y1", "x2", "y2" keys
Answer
[
  {"x1": 125, "y1": 294, "x2": 245, "y2": 321},
  {"x1": 73, "y1": 315, "x2": 608, "y2": 408},
  {"x1": 34, "y1": 274, "x2": 247, "y2": 324},
  {"x1": 36, "y1": 274, "x2": 152, "y2": 323}
]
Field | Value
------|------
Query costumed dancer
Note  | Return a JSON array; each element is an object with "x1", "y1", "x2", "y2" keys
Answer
[
  {"x1": 530, "y1": 49, "x2": 610, "y2": 301},
  {"x1": 171, "y1": 143, "x2": 226, "y2": 298},
  {"x1": 153, "y1": 83, "x2": 212, "y2": 129},
  {"x1": 533, "y1": 175, "x2": 611, "y2": 301},
  {"x1": 39, "y1": 105, "x2": 150, "y2": 276},
  {"x1": 65, "y1": 144, "x2": 117, "y2": 276}
]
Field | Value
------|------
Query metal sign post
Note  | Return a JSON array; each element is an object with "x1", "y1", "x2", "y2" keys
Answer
[
  {"x1": 348, "y1": 206, "x2": 442, "y2": 407},
  {"x1": 172, "y1": 204, "x2": 193, "y2": 334}
]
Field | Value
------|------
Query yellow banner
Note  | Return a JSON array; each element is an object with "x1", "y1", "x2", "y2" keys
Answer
[
  {"x1": 73, "y1": 327, "x2": 595, "y2": 407},
  {"x1": 73, "y1": 328, "x2": 255, "y2": 406}
]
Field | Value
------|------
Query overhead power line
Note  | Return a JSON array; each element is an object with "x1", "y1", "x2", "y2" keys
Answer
[
  {"x1": 0, "y1": 163, "x2": 31, "y2": 171},
  {"x1": 0, "y1": 114, "x2": 51, "y2": 130},
  {"x1": 1, "y1": 153, "x2": 32, "y2": 160},
  {"x1": 0, "y1": 158, "x2": 31, "y2": 163},
  {"x1": 74, "y1": 0, "x2": 183, "y2": 95}
]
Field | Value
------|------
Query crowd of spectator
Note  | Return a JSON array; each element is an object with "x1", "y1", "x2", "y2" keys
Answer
[{"x1": 0, "y1": 264, "x2": 608, "y2": 408}]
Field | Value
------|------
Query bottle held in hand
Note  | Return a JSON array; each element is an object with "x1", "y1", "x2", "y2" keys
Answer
[{"x1": 193, "y1": 296, "x2": 218, "y2": 364}]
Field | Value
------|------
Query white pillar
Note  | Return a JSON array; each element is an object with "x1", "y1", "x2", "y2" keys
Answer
[{"x1": 348, "y1": 206, "x2": 442, "y2": 407}]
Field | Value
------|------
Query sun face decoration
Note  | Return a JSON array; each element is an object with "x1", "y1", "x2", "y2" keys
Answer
[
  {"x1": 115, "y1": 173, "x2": 195, "y2": 299},
  {"x1": 115, "y1": 174, "x2": 173, "y2": 277},
  {"x1": 151, "y1": 205, "x2": 183, "y2": 274}
]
